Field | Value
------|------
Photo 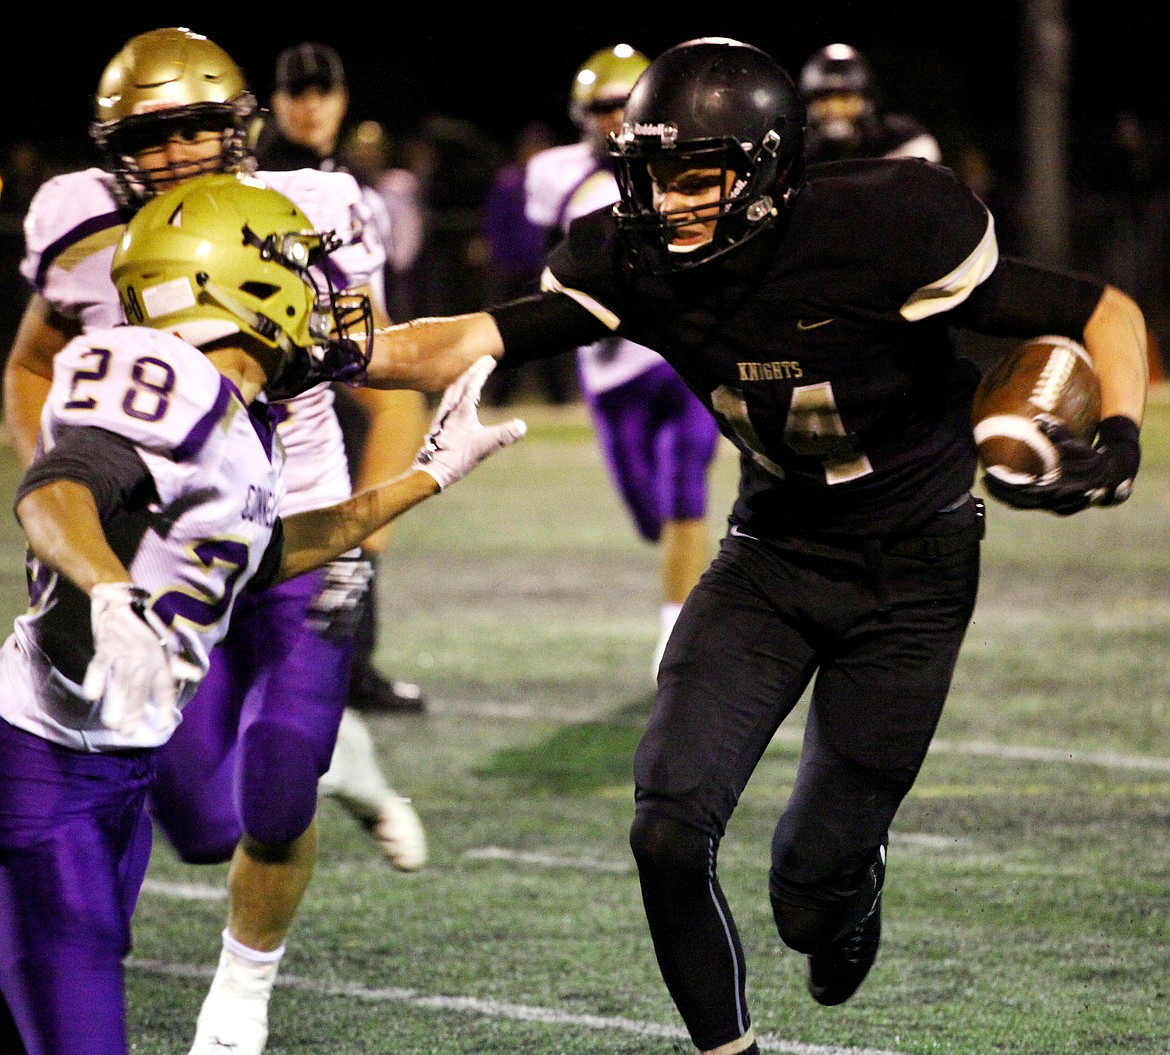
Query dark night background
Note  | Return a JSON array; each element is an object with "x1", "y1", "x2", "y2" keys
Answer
[
  {"x1": 3, "y1": 4, "x2": 1169, "y2": 178},
  {"x1": 2, "y1": 3, "x2": 1170, "y2": 367}
]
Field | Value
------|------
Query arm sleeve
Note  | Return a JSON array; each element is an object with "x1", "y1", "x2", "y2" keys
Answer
[
  {"x1": 15, "y1": 425, "x2": 154, "y2": 518},
  {"x1": 948, "y1": 255, "x2": 1105, "y2": 338},
  {"x1": 485, "y1": 292, "x2": 611, "y2": 364}
]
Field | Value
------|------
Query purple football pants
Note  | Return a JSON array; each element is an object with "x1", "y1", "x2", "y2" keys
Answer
[
  {"x1": 585, "y1": 362, "x2": 720, "y2": 543},
  {"x1": 149, "y1": 568, "x2": 354, "y2": 863},
  {"x1": 0, "y1": 717, "x2": 154, "y2": 1055}
]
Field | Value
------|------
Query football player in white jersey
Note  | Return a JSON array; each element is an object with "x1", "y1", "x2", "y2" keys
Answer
[
  {"x1": 524, "y1": 45, "x2": 720, "y2": 680},
  {"x1": 0, "y1": 172, "x2": 523, "y2": 1055},
  {"x1": 5, "y1": 28, "x2": 422, "y2": 1055}
]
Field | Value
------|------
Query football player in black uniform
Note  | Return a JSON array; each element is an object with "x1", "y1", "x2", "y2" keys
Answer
[
  {"x1": 800, "y1": 42, "x2": 942, "y2": 165},
  {"x1": 362, "y1": 37, "x2": 1147, "y2": 1055}
]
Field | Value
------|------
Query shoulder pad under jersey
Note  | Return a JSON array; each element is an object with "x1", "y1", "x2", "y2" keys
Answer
[
  {"x1": 44, "y1": 327, "x2": 234, "y2": 456},
  {"x1": 258, "y1": 168, "x2": 386, "y2": 291},
  {"x1": 21, "y1": 168, "x2": 126, "y2": 325}
]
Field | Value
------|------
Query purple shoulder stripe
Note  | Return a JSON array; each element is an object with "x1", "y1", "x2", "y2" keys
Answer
[
  {"x1": 174, "y1": 377, "x2": 234, "y2": 463},
  {"x1": 35, "y1": 210, "x2": 129, "y2": 290}
]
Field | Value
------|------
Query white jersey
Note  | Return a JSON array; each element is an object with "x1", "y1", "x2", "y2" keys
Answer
[
  {"x1": 524, "y1": 142, "x2": 663, "y2": 394},
  {"x1": 20, "y1": 166, "x2": 386, "y2": 515},
  {"x1": 0, "y1": 327, "x2": 285, "y2": 751}
]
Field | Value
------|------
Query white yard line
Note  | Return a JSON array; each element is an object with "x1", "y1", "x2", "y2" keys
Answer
[
  {"x1": 128, "y1": 958, "x2": 911, "y2": 1055},
  {"x1": 463, "y1": 845, "x2": 632, "y2": 872},
  {"x1": 139, "y1": 879, "x2": 226, "y2": 901}
]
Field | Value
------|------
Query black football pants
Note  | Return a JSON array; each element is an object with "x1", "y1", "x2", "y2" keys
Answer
[{"x1": 629, "y1": 509, "x2": 982, "y2": 1050}]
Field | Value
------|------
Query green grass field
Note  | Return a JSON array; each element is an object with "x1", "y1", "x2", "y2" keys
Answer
[{"x1": 4, "y1": 392, "x2": 1168, "y2": 1055}]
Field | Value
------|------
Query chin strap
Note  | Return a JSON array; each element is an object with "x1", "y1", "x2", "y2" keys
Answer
[{"x1": 195, "y1": 272, "x2": 300, "y2": 366}]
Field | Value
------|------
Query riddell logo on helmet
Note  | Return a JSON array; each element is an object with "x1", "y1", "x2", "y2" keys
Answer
[{"x1": 632, "y1": 122, "x2": 678, "y2": 146}]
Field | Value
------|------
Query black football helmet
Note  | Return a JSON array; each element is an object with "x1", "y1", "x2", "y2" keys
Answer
[
  {"x1": 799, "y1": 44, "x2": 880, "y2": 152},
  {"x1": 609, "y1": 37, "x2": 806, "y2": 271},
  {"x1": 799, "y1": 44, "x2": 877, "y2": 103}
]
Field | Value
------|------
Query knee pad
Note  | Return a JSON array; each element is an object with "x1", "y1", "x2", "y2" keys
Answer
[
  {"x1": 149, "y1": 789, "x2": 240, "y2": 865},
  {"x1": 238, "y1": 723, "x2": 321, "y2": 845},
  {"x1": 629, "y1": 809, "x2": 711, "y2": 878}
]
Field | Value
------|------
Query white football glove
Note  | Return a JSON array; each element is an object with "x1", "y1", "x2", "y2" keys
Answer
[
  {"x1": 82, "y1": 582, "x2": 185, "y2": 737},
  {"x1": 411, "y1": 356, "x2": 527, "y2": 490}
]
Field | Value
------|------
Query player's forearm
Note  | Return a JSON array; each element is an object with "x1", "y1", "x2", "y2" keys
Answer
[
  {"x1": 1083, "y1": 285, "x2": 1148, "y2": 426},
  {"x1": 15, "y1": 480, "x2": 130, "y2": 593},
  {"x1": 5, "y1": 295, "x2": 74, "y2": 466},
  {"x1": 276, "y1": 469, "x2": 439, "y2": 581},
  {"x1": 366, "y1": 312, "x2": 505, "y2": 392},
  {"x1": 4, "y1": 364, "x2": 51, "y2": 467},
  {"x1": 348, "y1": 387, "x2": 431, "y2": 554}
]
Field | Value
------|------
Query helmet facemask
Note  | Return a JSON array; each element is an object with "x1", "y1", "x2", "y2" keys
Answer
[
  {"x1": 197, "y1": 226, "x2": 374, "y2": 400},
  {"x1": 611, "y1": 124, "x2": 790, "y2": 272},
  {"x1": 92, "y1": 97, "x2": 258, "y2": 209}
]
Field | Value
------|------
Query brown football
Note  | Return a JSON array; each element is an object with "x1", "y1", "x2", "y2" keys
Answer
[{"x1": 972, "y1": 335, "x2": 1102, "y2": 485}]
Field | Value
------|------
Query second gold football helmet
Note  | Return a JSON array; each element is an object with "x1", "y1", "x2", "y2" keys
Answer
[{"x1": 90, "y1": 28, "x2": 258, "y2": 209}]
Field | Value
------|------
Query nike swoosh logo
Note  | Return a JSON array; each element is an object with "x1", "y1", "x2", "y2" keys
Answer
[{"x1": 797, "y1": 317, "x2": 835, "y2": 330}]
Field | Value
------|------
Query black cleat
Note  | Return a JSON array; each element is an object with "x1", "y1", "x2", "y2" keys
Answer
[
  {"x1": 806, "y1": 843, "x2": 886, "y2": 1006},
  {"x1": 348, "y1": 670, "x2": 427, "y2": 714}
]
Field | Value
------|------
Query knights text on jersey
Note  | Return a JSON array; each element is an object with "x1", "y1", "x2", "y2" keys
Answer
[
  {"x1": 545, "y1": 158, "x2": 1002, "y2": 538},
  {"x1": 19, "y1": 165, "x2": 380, "y2": 514},
  {"x1": 0, "y1": 327, "x2": 285, "y2": 752}
]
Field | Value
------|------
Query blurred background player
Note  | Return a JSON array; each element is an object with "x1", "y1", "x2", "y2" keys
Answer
[
  {"x1": 339, "y1": 118, "x2": 428, "y2": 322},
  {"x1": 523, "y1": 44, "x2": 720, "y2": 679},
  {"x1": 799, "y1": 42, "x2": 942, "y2": 165},
  {"x1": 256, "y1": 41, "x2": 431, "y2": 716},
  {"x1": 0, "y1": 170, "x2": 523, "y2": 1055},
  {"x1": 480, "y1": 119, "x2": 570, "y2": 406},
  {"x1": 3, "y1": 28, "x2": 420, "y2": 1055}
]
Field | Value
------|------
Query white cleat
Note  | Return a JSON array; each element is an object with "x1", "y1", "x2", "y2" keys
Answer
[
  {"x1": 188, "y1": 948, "x2": 277, "y2": 1055},
  {"x1": 321, "y1": 710, "x2": 427, "y2": 869},
  {"x1": 367, "y1": 794, "x2": 428, "y2": 872}
]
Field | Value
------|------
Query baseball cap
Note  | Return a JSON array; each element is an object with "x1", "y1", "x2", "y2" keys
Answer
[{"x1": 274, "y1": 42, "x2": 346, "y2": 94}]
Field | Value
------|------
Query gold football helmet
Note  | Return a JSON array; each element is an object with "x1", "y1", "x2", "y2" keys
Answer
[
  {"x1": 90, "y1": 28, "x2": 258, "y2": 209},
  {"x1": 112, "y1": 173, "x2": 371, "y2": 399},
  {"x1": 569, "y1": 44, "x2": 650, "y2": 128}
]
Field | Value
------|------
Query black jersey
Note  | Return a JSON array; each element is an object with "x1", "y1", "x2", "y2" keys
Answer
[
  {"x1": 805, "y1": 112, "x2": 939, "y2": 166},
  {"x1": 524, "y1": 158, "x2": 1100, "y2": 540}
]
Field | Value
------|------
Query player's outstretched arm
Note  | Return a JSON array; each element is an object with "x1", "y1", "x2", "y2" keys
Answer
[
  {"x1": 366, "y1": 311, "x2": 505, "y2": 392},
  {"x1": 278, "y1": 356, "x2": 525, "y2": 579}
]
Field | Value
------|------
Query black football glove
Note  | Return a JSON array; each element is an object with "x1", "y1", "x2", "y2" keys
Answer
[
  {"x1": 307, "y1": 555, "x2": 375, "y2": 639},
  {"x1": 982, "y1": 415, "x2": 1140, "y2": 516}
]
